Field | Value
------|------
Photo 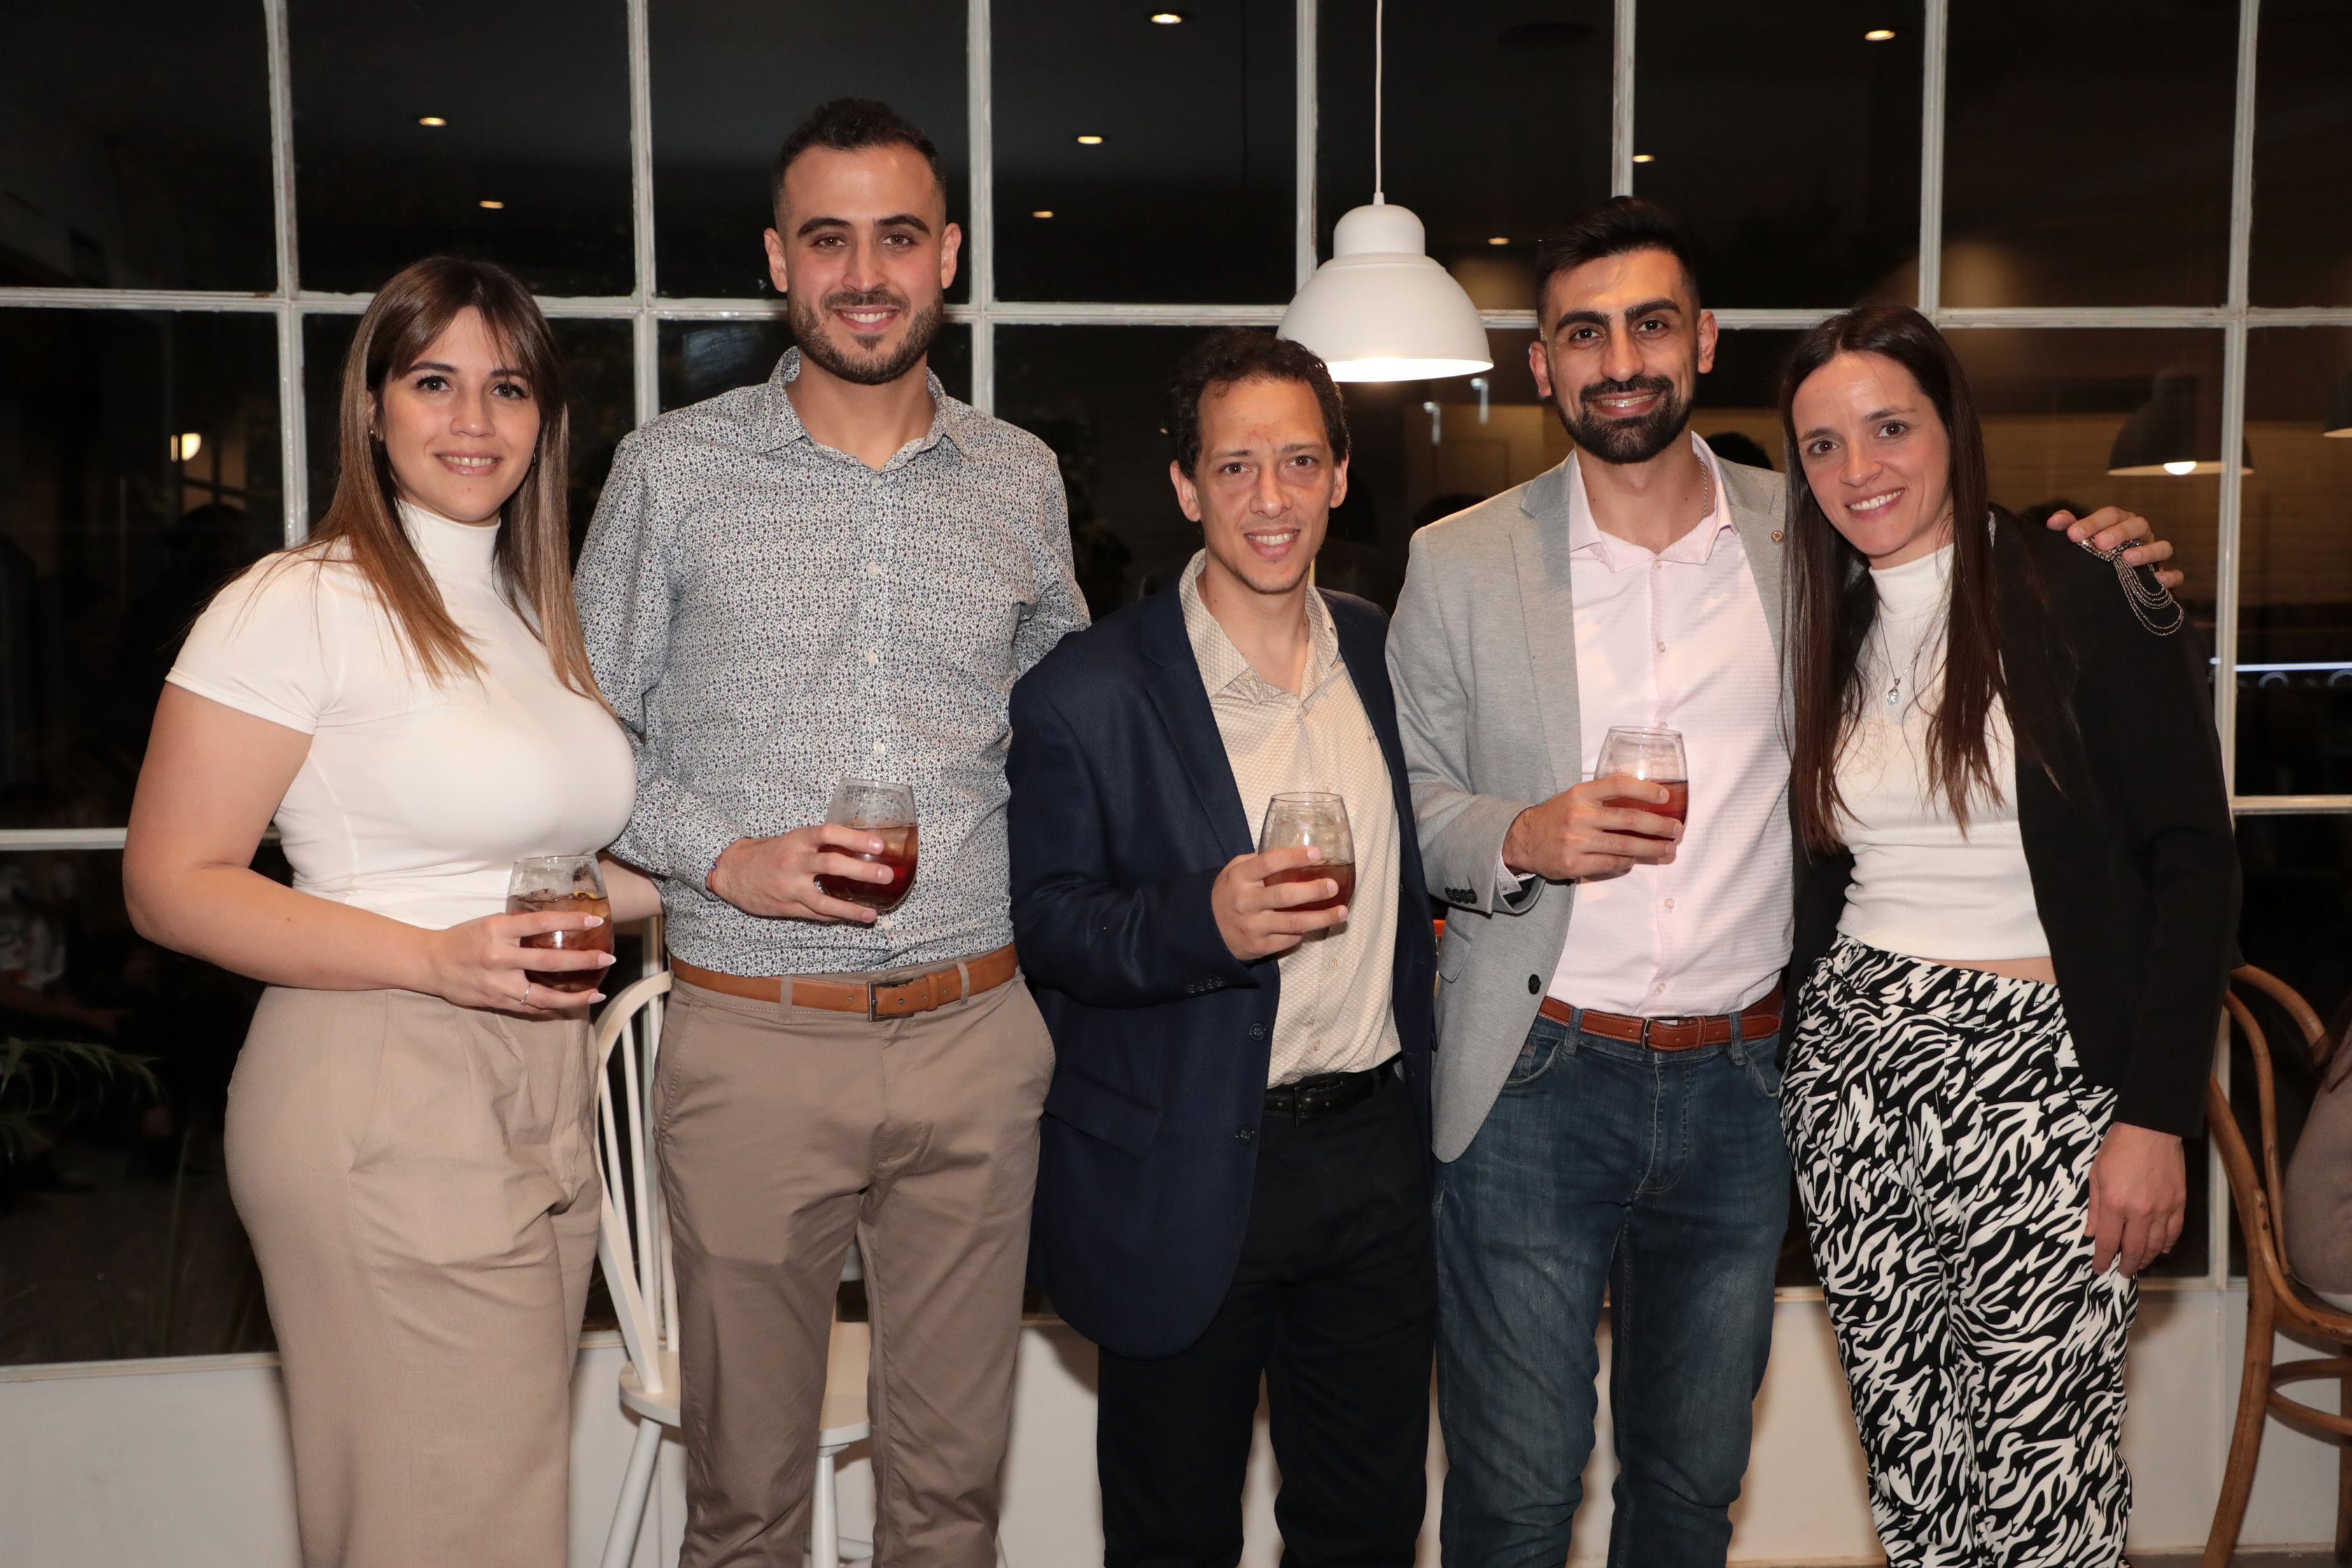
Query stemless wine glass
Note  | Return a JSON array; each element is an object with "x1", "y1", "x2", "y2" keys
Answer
[
  {"x1": 506, "y1": 854, "x2": 613, "y2": 993},
  {"x1": 1257, "y1": 791, "x2": 1357, "y2": 916},
  {"x1": 818, "y1": 778, "x2": 919, "y2": 913},
  {"x1": 1594, "y1": 726, "x2": 1690, "y2": 841}
]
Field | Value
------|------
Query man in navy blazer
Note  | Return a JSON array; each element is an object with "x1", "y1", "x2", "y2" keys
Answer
[{"x1": 1009, "y1": 330, "x2": 1437, "y2": 1567}]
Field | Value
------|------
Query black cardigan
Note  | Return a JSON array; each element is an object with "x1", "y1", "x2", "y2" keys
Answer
[{"x1": 1791, "y1": 516, "x2": 2240, "y2": 1140}]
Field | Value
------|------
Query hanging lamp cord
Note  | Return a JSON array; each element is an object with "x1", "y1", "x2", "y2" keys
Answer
[{"x1": 1372, "y1": 0, "x2": 1385, "y2": 204}]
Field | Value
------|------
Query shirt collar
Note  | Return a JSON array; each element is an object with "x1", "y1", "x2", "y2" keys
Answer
[
  {"x1": 1177, "y1": 550, "x2": 1343, "y2": 706},
  {"x1": 750, "y1": 347, "x2": 968, "y2": 467},
  {"x1": 1565, "y1": 430, "x2": 1735, "y2": 570}
]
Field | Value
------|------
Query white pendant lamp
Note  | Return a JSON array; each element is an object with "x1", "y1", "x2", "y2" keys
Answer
[{"x1": 1277, "y1": 0, "x2": 1490, "y2": 384}]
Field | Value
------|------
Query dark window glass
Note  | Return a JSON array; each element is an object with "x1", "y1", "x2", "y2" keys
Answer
[
  {"x1": 1633, "y1": 2, "x2": 1921, "y2": 308},
  {"x1": 2251, "y1": 1, "x2": 2352, "y2": 307},
  {"x1": 2, "y1": 4, "x2": 276, "y2": 292},
  {"x1": 1693, "y1": 328, "x2": 1803, "y2": 475},
  {"x1": 288, "y1": 0, "x2": 634, "y2": 297},
  {"x1": 0, "y1": 311, "x2": 283, "y2": 832},
  {"x1": 650, "y1": 1, "x2": 969, "y2": 302},
  {"x1": 1942, "y1": 0, "x2": 2236, "y2": 307},
  {"x1": 1317, "y1": 0, "x2": 1612, "y2": 305},
  {"x1": 993, "y1": 1, "x2": 1294, "y2": 303},
  {"x1": 2235, "y1": 327, "x2": 2352, "y2": 797},
  {"x1": 304, "y1": 313, "x2": 636, "y2": 554},
  {"x1": 655, "y1": 321, "x2": 971, "y2": 415}
]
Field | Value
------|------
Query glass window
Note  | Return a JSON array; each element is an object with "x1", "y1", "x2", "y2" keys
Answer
[
  {"x1": 288, "y1": 0, "x2": 635, "y2": 297},
  {"x1": 0, "y1": 310, "x2": 284, "y2": 832},
  {"x1": 656, "y1": 321, "x2": 971, "y2": 414},
  {"x1": 1942, "y1": 0, "x2": 2236, "y2": 307},
  {"x1": 1633, "y1": 2, "x2": 1922, "y2": 308},
  {"x1": 2236, "y1": 327, "x2": 2352, "y2": 797},
  {"x1": 993, "y1": 1, "x2": 1294, "y2": 304},
  {"x1": 650, "y1": 1, "x2": 969, "y2": 302},
  {"x1": 1693, "y1": 328, "x2": 1803, "y2": 475},
  {"x1": 1317, "y1": 0, "x2": 1613, "y2": 298},
  {"x1": 2251, "y1": 2, "x2": 2352, "y2": 307},
  {"x1": 2, "y1": 4, "x2": 276, "y2": 292},
  {"x1": 304, "y1": 313, "x2": 638, "y2": 555}
]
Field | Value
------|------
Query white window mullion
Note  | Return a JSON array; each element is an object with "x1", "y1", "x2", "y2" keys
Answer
[
  {"x1": 1611, "y1": 0, "x2": 1636, "y2": 197},
  {"x1": 626, "y1": 0, "x2": 659, "y2": 428},
  {"x1": 2211, "y1": 0, "x2": 2262, "y2": 796},
  {"x1": 967, "y1": 0, "x2": 995, "y2": 413},
  {"x1": 263, "y1": 0, "x2": 307, "y2": 542},
  {"x1": 1296, "y1": 0, "x2": 1317, "y2": 290},
  {"x1": 1917, "y1": 0, "x2": 1949, "y2": 317}
]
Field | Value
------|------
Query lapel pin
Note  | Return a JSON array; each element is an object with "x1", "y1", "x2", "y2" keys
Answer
[{"x1": 1770, "y1": 531, "x2": 1784, "y2": 543}]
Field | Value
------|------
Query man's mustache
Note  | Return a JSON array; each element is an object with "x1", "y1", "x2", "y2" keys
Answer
[
  {"x1": 1578, "y1": 376, "x2": 1676, "y2": 407},
  {"x1": 820, "y1": 287, "x2": 911, "y2": 316}
]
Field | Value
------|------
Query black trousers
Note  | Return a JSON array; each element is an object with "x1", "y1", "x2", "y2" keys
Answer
[{"x1": 1096, "y1": 1070, "x2": 1436, "y2": 1568}]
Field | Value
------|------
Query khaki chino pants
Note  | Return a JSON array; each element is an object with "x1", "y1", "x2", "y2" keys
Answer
[
  {"x1": 657, "y1": 971, "x2": 1054, "y2": 1568},
  {"x1": 224, "y1": 986, "x2": 601, "y2": 1568}
]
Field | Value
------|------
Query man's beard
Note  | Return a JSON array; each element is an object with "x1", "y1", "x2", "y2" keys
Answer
[
  {"x1": 789, "y1": 286, "x2": 944, "y2": 387},
  {"x1": 1554, "y1": 373, "x2": 1693, "y2": 465}
]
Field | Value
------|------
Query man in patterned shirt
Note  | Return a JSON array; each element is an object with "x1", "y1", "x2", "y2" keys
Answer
[
  {"x1": 575, "y1": 99, "x2": 1086, "y2": 1568},
  {"x1": 1008, "y1": 330, "x2": 1436, "y2": 1567}
]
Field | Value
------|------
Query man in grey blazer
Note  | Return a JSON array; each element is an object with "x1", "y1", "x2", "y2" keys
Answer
[{"x1": 1385, "y1": 198, "x2": 2174, "y2": 1568}]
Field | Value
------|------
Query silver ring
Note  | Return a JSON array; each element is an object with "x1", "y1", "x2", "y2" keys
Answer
[{"x1": 516, "y1": 981, "x2": 533, "y2": 1007}]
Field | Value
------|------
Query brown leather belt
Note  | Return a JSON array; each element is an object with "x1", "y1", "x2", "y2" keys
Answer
[
  {"x1": 1537, "y1": 984, "x2": 1784, "y2": 1052},
  {"x1": 671, "y1": 943, "x2": 1019, "y2": 1020}
]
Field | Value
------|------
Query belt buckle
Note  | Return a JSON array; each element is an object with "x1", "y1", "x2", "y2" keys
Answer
[
  {"x1": 1641, "y1": 1014, "x2": 1692, "y2": 1047},
  {"x1": 864, "y1": 981, "x2": 885, "y2": 1021}
]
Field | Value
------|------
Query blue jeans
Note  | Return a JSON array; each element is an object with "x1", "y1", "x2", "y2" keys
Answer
[{"x1": 1435, "y1": 1009, "x2": 1791, "y2": 1568}]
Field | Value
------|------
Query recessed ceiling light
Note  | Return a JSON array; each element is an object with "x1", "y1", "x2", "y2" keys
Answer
[
  {"x1": 169, "y1": 433, "x2": 203, "y2": 462},
  {"x1": 1865, "y1": 27, "x2": 1896, "y2": 41},
  {"x1": 1150, "y1": 10, "x2": 1184, "y2": 21},
  {"x1": 1032, "y1": 209, "x2": 1055, "y2": 218},
  {"x1": 478, "y1": 199, "x2": 505, "y2": 209},
  {"x1": 1488, "y1": 236, "x2": 1510, "y2": 246},
  {"x1": 1631, "y1": 153, "x2": 1655, "y2": 164},
  {"x1": 417, "y1": 115, "x2": 447, "y2": 127},
  {"x1": 1075, "y1": 134, "x2": 1105, "y2": 146}
]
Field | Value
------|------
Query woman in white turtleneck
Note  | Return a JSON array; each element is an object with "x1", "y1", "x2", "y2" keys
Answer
[{"x1": 123, "y1": 258, "x2": 658, "y2": 1568}]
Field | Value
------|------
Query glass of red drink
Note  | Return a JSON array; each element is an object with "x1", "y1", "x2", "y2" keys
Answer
[
  {"x1": 506, "y1": 854, "x2": 614, "y2": 993},
  {"x1": 818, "y1": 778, "x2": 919, "y2": 913},
  {"x1": 1257, "y1": 792, "x2": 1357, "y2": 925},
  {"x1": 1595, "y1": 727, "x2": 1690, "y2": 841}
]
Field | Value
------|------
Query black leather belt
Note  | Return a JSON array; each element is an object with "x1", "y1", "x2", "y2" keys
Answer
[{"x1": 1263, "y1": 1061, "x2": 1394, "y2": 1125}]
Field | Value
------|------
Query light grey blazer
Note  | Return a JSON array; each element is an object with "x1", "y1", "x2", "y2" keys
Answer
[{"x1": 1384, "y1": 456, "x2": 1791, "y2": 1161}]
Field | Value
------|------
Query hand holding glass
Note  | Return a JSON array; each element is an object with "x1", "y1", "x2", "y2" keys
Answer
[
  {"x1": 816, "y1": 778, "x2": 919, "y2": 913},
  {"x1": 1257, "y1": 792, "x2": 1355, "y2": 913},
  {"x1": 505, "y1": 855, "x2": 612, "y2": 993},
  {"x1": 1595, "y1": 727, "x2": 1690, "y2": 841}
]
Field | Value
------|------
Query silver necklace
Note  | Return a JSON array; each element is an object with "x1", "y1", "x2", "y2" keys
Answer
[{"x1": 2075, "y1": 538, "x2": 2185, "y2": 636}]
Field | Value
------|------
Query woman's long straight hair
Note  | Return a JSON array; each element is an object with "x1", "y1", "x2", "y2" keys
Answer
[
  {"x1": 1781, "y1": 304, "x2": 2026, "y2": 854},
  {"x1": 299, "y1": 255, "x2": 601, "y2": 700}
]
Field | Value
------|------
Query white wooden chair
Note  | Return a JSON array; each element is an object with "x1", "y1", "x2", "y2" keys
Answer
[{"x1": 592, "y1": 970, "x2": 874, "y2": 1568}]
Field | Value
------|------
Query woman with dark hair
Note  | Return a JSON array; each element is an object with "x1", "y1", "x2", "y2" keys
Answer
[
  {"x1": 1777, "y1": 304, "x2": 2236, "y2": 1567},
  {"x1": 122, "y1": 256, "x2": 658, "y2": 1566}
]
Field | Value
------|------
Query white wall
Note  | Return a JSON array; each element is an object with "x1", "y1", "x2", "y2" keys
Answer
[{"x1": 0, "y1": 1289, "x2": 2334, "y2": 1568}]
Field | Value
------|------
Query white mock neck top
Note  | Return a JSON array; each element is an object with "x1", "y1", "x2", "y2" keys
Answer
[
  {"x1": 168, "y1": 501, "x2": 636, "y2": 930},
  {"x1": 1834, "y1": 542, "x2": 2050, "y2": 961}
]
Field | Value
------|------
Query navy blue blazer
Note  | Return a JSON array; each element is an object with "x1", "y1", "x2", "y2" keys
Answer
[{"x1": 1007, "y1": 582, "x2": 1436, "y2": 1359}]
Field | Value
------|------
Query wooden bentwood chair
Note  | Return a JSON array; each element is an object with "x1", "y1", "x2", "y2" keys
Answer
[
  {"x1": 591, "y1": 970, "x2": 874, "y2": 1568},
  {"x1": 2206, "y1": 965, "x2": 2352, "y2": 1564}
]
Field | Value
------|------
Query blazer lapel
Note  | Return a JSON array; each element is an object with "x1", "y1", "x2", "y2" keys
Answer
[
  {"x1": 1511, "y1": 460, "x2": 1583, "y2": 798},
  {"x1": 1136, "y1": 589, "x2": 1256, "y2": 862},
  {"x1": 1331, "y1": 606, "x2": 1419, "y2": 880},
  {"x1": 1718, "y1": 459, "x2": 1790, "y2": 662}
]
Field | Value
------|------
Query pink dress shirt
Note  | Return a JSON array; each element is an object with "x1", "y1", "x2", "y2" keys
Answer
[{"x1": 1543, "y1": 436, "x2": 1793, "y2": 1018}]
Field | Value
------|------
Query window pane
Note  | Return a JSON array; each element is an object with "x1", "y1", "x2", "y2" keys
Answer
[
  {"x1": 1633, "y1": 2, "x2": 1921, "y2": 308},
  {"x1": 4, "y1": 4, "x2": 276, "y2": 291},
  {"x1": 656, "y1": 321, "x2": 971, "y2": 414},
  {"x1": 0, "y1": 311, "x2": 283, "y2": 832},
  {"x1": 289, "y1": 0, "x2": 635, "y2": 296},
  {"x1": 2236, "y1": 327, "x2": 2352, "y2": 796},
  {"x1": 303, "y1": 314, "x2": 638, "y2": 555},
  {"x1": 993, "y1": 1, "x2": 1294, "y2": 304},
  {"x1": 1942, "y1": 0, "x2": 2235, "y2": 307},
  {"x1": 2251, "y1": 2, "x2": 2352, "y2": 306},
  {"x1": 1317, "y1": 1, "x2": 1613, "y2": 298},
  {"x1": 651, "y1": 1, "x2": 969, "y2": 302}
]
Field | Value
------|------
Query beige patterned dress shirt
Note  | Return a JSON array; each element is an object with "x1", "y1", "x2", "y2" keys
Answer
[{"x1": 1177, "y1": 552, "x2": 1402, "y2": 1087}]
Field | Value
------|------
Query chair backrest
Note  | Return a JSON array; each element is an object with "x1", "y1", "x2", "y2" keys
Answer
[
  {"x1": 2217, "y1": 965, "x2": 2348, "y2": 1340},
  {"x1": 592, "y1": 969, "x2": 677, "y2": 1396}
]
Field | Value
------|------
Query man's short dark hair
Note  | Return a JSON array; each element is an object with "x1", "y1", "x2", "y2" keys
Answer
[
  {"x1": 1168, "y1": 329, "x2": 1352, "y2": 476},
  {"x1": 771, "y1": 97, "x2": 947, "y2": 221},
  {"x1": 1532, "y1": 197, "x2": 1702, "y2": 324}
]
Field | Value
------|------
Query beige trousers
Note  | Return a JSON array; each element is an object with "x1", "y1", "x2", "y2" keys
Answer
[
  {"x1": 657, "y1": 972, "x2": 1055, "y2": 1568},
  {"x1": 224, "y1": 986, "x2": 601, "y2": 1568}
]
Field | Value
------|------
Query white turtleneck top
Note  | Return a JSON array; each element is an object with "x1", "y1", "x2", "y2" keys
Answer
[
  {"x1": 1834, "y1": 542, "x2": 2050, "y2": 961},
  {"x1": 168, "y1": 501, "x2": 636, "y2": 930}
]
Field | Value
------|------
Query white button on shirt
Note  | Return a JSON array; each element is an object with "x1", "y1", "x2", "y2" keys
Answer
[{"x1": 1544, "y1": 436, "x2": 1793, "y2": 1017}]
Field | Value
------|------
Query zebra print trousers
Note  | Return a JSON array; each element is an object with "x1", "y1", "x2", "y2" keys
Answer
[{"x1": 1784, "y1": 937, "x2": 2136, "y2": 1568}]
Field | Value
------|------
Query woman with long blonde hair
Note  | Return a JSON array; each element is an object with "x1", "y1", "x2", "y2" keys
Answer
[{"x1": 125, "y1": 255, "x2": 657, "y2": 1567}]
